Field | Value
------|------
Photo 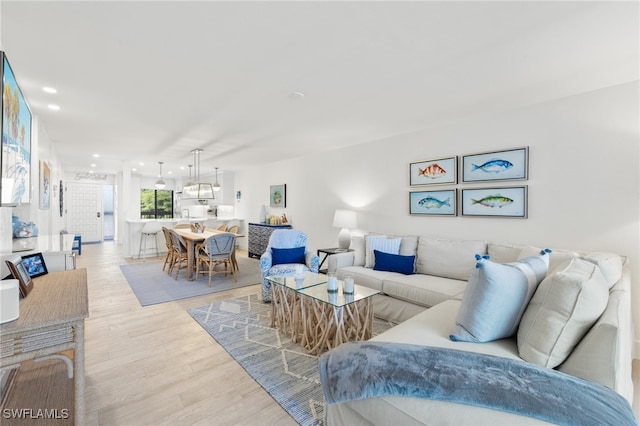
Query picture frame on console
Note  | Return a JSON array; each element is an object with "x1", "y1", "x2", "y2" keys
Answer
[
  {"x1": 409, "y1": 156, "x2": 457, "y2": 186},
  {"x1": 21, "y1": 252, "x2": 48, "y2": 278},
  {"x1": 5, "y1": 255, "x2": 34, "y2": 297},
  {"x1": 270, "y1": 184, "x2": 286, "y2": 208},
  {"x1": 461, "y1": 186, "x2": 528, "y2": 218},
  {"x1": 409, "y1": 189, "x2": 457, "y2": 216},
  {"x1": 461, "y1": 147, "x2": 528, "y2": 183}
]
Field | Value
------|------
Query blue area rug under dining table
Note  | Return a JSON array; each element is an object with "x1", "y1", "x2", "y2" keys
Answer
[{"x1": 120, "y1": 256, "x2": 262, "y2": 306}]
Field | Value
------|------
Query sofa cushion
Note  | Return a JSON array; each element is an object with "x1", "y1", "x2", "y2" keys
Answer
[
  {"x1": 517, "y1": 257, "x2": 609, "y2": 368},
  {"x1": 450, "y1": 250, "x2": 550, "y2": 343},
  {"x1": 487, "y1": 242, "x2": 523, "y2": 263},
  {"x1": 336, "y1": 266, "x2": 385, "y2": 292},
  {"x1": 364, "y1": 235, "x2": 401, "y2": 268},
  {"x1": 271, "y1": 246, "x2": 305, "y2": 265},
  {"x1": 415, "y1": 237, "x2": 487, "y2": 280},
  {"x1": 580, "y1": 252, "x2": 623, "y2": 289},
  {"x1": 518, "y1": 245, "x2": 577, "y2": 274},
  {"x1": 373, "y1": 250, "x2": 415, "y2": 275},
  {"x1": 351, "y1": 236, "x2": 366, "y2": 266},
  {"x1": 382, "y1": 274, "x2": 467, "y2": 308}
]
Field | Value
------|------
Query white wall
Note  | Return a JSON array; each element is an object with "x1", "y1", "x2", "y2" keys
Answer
[{"x1": 235, "y1": 81, "x2": 640, "y2": 355}]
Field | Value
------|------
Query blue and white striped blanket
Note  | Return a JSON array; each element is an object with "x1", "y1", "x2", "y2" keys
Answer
[{"x1": 319, "y1": 341, "x2": 638, "y2": 426}]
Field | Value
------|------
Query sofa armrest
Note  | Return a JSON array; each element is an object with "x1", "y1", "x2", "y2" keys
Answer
[{"x1": 328, "y1": 252, "x2": 356, "y2": 273}]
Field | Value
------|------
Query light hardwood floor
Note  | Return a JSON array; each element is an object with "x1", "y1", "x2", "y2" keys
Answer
[
  {"x1": 81, "y1": 241, "x2": 296, "y2": 425},
  {"x1": 9, "y1": 241, "x2": 639, "y2": 424}
]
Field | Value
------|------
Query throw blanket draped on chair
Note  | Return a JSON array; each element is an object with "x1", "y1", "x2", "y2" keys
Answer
[{"x1": 319, "y1": 341, "x2": 638, "y2": 426}]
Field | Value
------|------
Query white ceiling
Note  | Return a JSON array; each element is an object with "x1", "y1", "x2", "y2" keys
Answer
[{"x1": 1, "y1": 1, "x2": 638, "y2": 180}]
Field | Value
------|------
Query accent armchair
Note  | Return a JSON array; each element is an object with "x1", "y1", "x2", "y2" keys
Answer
[{"x1": 260, "y1": 229, "x2": 320, "y2": 302}]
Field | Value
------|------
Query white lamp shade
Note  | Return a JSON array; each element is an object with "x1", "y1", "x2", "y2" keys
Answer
[{"x1": 333, "y1": 209, "x2": 357, "y2": 229}]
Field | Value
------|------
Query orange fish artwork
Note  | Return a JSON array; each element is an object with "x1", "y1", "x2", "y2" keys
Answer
[{"x1": 418, "y1": 163, "x2": 447, "y2": 179}]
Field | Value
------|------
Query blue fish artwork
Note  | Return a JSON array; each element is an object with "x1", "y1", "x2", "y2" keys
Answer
[
  {"x1": 418, "y1": 196, "x2": 450, "y2": 209},
  {"x1": 471, "y1": 158, "x2": 513, "y2": 173}
]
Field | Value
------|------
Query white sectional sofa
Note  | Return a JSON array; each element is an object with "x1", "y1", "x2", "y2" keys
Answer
[{"x1": 323, "y1": 234, "x2": 635, "y2": 425}]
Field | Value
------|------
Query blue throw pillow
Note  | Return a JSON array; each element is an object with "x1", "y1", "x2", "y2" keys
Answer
[
  {"x1": 450, "y1": 249, "x2": 551, "y2": 343},
  {"x1": 272, "y1": 246, "x2": 305, "y2": 265},
  {"x1": 373, "y1": 250, "x2": 415, "y2": 275}
]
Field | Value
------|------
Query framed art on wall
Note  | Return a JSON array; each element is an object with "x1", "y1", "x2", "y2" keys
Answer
[
  {"x1": 409, "y1": 156, "x2": 457, "y2": 186},
  {"x1": 39, "y1": 160, "x2": 50, "y2": 210},
  {"x1": 462, "y1": 147, "x2": 528, "y2": 183},
  {"x1": 461, "y1": 186, "x2": 528, "y2": 218},
  {"x1": 410, "y1": 189, "x2": 457, "y2": 216},
  {"x1": 1, "y1": 52, "x2": 33, "y2": 206},
  {"x1": 270, "y1": 184, "x2": 286, "y2": 208}
]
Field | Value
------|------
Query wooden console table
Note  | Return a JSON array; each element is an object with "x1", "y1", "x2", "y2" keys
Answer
[{"x1": 0, "y1": 269, "x2": 89, "y2": 425}]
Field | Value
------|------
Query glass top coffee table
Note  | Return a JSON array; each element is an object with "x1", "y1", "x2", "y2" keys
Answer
[
  {"x1": 267, "y1": 272, "x2": 327, "y2": 341},
  {"x1": 297, "y1": 283, "x2": 380, "y2": 355}
]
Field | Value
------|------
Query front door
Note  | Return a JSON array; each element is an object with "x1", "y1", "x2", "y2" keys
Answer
[{"x1": 66, "y1": 182, "x2": 103, "y2": 243}]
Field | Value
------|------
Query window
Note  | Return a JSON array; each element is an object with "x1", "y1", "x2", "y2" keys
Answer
[{"x1": 140, "y1": 189, "x2": 173, "y2": 219}]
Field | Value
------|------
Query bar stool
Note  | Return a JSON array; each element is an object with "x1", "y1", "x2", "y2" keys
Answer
[{"x1": 138, "y1": 221, "x2": 162, "y2": 259}]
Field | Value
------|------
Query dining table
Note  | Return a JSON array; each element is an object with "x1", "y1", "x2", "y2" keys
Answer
[{"x1": 173, "y1": 227, "x2": 244, "y2": 281}]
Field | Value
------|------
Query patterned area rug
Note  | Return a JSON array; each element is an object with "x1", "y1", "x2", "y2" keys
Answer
[
  {"x1": 188, "y1": 294, "x2": 395, "y2": 425},
  {"x1": 120, "y1": 256, "x2": 261, "y2": 306}
]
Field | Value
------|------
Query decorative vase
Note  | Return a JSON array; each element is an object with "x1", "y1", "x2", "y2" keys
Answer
[{"x1": 259, "y1": 205, "x2": 267, "y2": 224}]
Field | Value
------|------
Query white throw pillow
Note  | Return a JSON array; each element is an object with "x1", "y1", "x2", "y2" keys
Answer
[
  {"x1": 580, "y1": 252, "x2": 623, "y2": 289},
  {"x1": 351, "y1": 236, "x2": 366, "y2": 267},
  {"x1": 518, "y1": 245, "x2": 577, "y2": 275},
  {"x1": 364, "y1": 235, "x2": 401, "y2": 268},
  {"x1": 450, "y1": 250, "x2": 550, "y2": 343},
  {"x1": 517, "y1": 257, "x2": 609, "y2": 368}
]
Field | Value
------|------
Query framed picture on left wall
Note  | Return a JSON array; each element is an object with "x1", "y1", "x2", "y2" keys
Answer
[
  {"x1": 270, "y1": 184, "x2": 286, "y2": 207},
  {"x1": 39, "y1": 160, "x2": 50, "y2": 210}
]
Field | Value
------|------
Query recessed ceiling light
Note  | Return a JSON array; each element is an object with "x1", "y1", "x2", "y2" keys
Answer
[
  {"x1": 132, "y1": 168, "x2": 137, "y2": 172},
  {"x1": 138, "y1": 162, "x2": 144, "y2": 166},
  {"x1": 168, "y1": 171, "x2": 173, "y2": 175},
  {"x1": 43, "y1": 87, "x2": 57, "y2": 94},
  {"x1": 92, "y1": 154, "x2": 100, "y2": 158},
  {"x1": 90, "y1": 164, "x2": 96, "y2": 167},
  {"x1": 288, "y1": 91, "x2": 305, "y2": 100},
  {"x1": 47, "y1": 104, "x2": 60, "y2": 110},
  {"x1": 89, "y1": 170, "x2": 94, "y2": 174}
]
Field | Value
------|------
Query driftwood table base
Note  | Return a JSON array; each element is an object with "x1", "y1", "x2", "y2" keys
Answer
[
  {"x1": 268, "y1": 276, "x2": 379, "y2": 355},
  {"x1": 300, "y1": 295, "x2": 374, "y2": 355}
]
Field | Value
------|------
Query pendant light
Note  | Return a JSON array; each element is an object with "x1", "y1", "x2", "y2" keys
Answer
[
  {"x1": 155, "y1": 161, "x2": 166, "y2": 189},
  {"x1": 182, "y1": 149, "x2": 214, "y2": 201},
  {"x1": 213, "y1": 167, "x2": 221, "y2": 192}
]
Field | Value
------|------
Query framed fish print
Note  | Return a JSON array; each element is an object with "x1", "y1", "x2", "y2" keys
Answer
[
  {"x1": 410, "y1": 189, "x2": 457, "y2": 216},
  {"x1": 461, "y1": 186, "x2": 528, "y2": 218},
  {"x1": 409, "y1": 156, "x2": 457, "y2": 186},
  {"x1": 462, "y1": 147, "x2": 528, "y2": 183}
]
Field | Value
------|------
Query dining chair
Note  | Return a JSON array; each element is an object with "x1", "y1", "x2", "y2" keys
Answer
[
  {"x1": 161, "y1": 227, "x2": 174, "y2": 273},
  {"x1": 196, "y1": 233, "x2": 237, "y2": 286},
  {"x1": 227, "y1": 225, "x2": 239, "y2": 234},
  {"x1": 169, "y1": 229, "x2": 189, "y2": 280},
  {"x1": 217, "y1": 223, "x2": 228, "y2": 232}
]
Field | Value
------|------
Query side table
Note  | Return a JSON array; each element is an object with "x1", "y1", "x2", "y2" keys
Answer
[{"x1": 316, "y1": 248, "x2": 353, "y2": 273}]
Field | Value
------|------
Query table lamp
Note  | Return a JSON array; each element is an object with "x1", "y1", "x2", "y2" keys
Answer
[{"x1": 333, "y1": 209, "x2": 357, "y2": 250}]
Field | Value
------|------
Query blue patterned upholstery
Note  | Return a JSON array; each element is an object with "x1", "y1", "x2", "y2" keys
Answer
[{"x1": 260, "y1": 229, "x2": 320, "y2": 302}]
